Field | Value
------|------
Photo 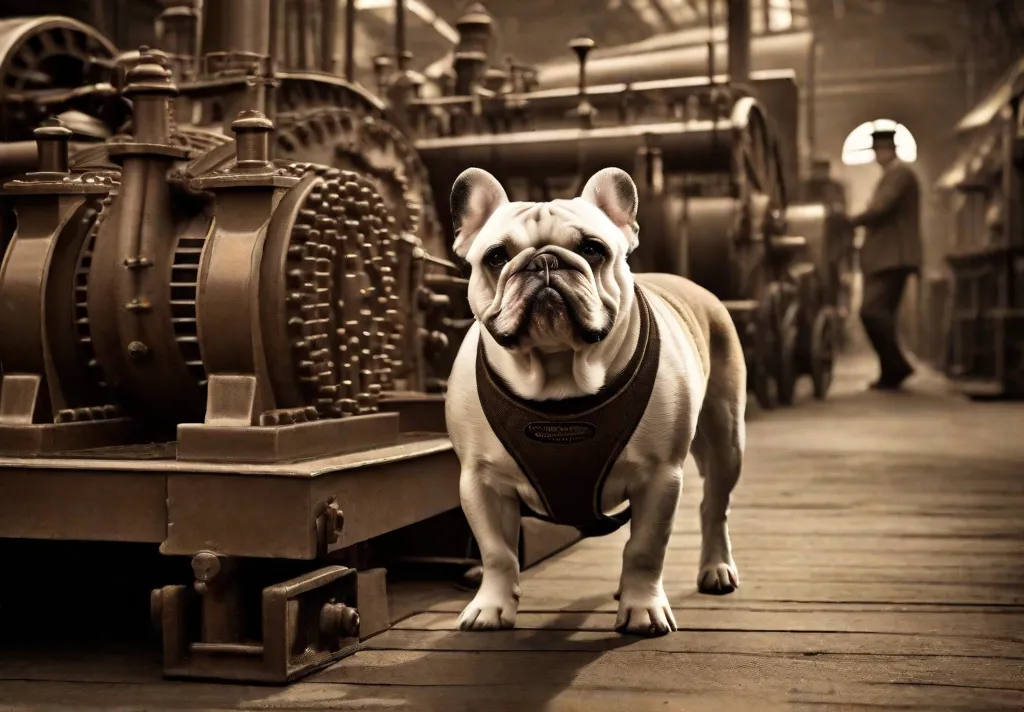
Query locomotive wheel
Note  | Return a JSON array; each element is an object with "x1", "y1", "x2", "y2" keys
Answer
[
  {"x1": 810, "y1": 308, "x2": 837, "y2": 400},
  {"x1": 774, "y1": 302, "x2": 800, "y2": 407},
  {"x1": 0, "y1": 16, "x2": 118, "y2": 140},
  {"x1": 749, "y1": 310, "x2": 779, "y2": 411}
]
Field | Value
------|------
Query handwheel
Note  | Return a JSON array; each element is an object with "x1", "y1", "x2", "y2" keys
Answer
[{"x1": 810, "y1": 307, "x2": 837, "y2": 400}]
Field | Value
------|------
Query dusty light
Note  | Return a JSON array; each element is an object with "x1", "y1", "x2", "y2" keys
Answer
[
  {"x1": 768, "y1": 0, "x2": 794, "y2": 32},
  {"x1": 353, "y1": 0, "x2": 460, "y2": 44},
  {"x1": 841, "y1": 118, "x2": 918, "y2": 166}
]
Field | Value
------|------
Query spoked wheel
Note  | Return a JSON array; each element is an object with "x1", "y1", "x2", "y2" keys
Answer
[
  {"x1": 810, "y1": 307, "x2": 837, "y2": 400},
  {"x1": 750, "y1": 305, "x2": 779, "y2": 411},
  {"x1": 774, "y1": 301, "x2": 800, "y2": 407}
]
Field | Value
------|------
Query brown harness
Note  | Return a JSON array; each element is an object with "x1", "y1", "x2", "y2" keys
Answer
[{"x1": 475, "y1": 285, "x2": 660, "y2": 537}]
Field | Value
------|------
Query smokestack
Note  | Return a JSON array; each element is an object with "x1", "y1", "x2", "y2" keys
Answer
[
  {"x1": 727, "y1": 0, "x2": 751, "y2": 84},
  {"x1": 201, "y1": 0, "x2": 271, "y2": 65}
]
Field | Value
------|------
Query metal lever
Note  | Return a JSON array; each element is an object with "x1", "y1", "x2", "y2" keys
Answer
[{"x1": 568, "y1": 37, "x2": 596, "y2": 129}]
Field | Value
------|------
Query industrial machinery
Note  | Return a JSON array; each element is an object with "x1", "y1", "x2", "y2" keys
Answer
[
  {"x1": 937, "y1": 57, "x2": 1024, "y2": 397},
  {"x1": 406, "y1": 1, "x2": 851, "y2": 408},
  {"x1": 0, "y1": 0, "x2": 856, "y2": 686},
  {"x1": 0, "y1": 0, "x2": 487, "y2": 686}
]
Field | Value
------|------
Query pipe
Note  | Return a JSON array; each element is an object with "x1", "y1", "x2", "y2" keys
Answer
[
  {"x1": 201, "y1": 0, "x2": 271, "y2": 60},
  {"x1": 536, "y1": 30, "x2": 813, "y2": 89},
  {"x1": 727, "y1": 0, "x2": 751, "y2": 84},
  {"x1": 415, "y1": 120, "x2": 740, "y2": 178},
  {"x1": 322, "y1": 0, "x2": 338, "y2": 73},
  {"x1": 298, "y1": 0, "x2": 312, "y2": 69},
  {"x1": 807, "y1": 37, "x2": 818, "y2": 158},
  {"x1": 270, "y1": 0, "x2": 285, "y2": 71},
  {"x1": 0, "y1": 141, "x2": 92, "y2": 173},
  {"x1": 344, "y1": 0, "x2": 357, "y2": 81},
  {"x1": 395, "y1": 0, "x2": 407, "y2": 68},
  {"x1": 706, "y1": 0, "x2": 716, "y2": 81}
]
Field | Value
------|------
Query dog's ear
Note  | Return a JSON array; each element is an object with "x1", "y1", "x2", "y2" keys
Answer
[
  {"x1": 581, "y1": 167, "x2": 640, "y2": 252},
  {"x1": 451, "y1": 168, "x2": 509, "y2": 258}
]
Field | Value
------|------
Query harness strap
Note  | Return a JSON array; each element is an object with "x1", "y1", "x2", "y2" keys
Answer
[{"x1": 476, "y1": 284, "x2": 661, "y2": 536}]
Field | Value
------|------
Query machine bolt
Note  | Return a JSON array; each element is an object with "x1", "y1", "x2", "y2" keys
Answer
[
  {"x1": 324, "y1": 499, "x2": 345, "y2": 544},
  {"x1": 231, "y1": 109, "x2": 275, "y2": 170},
  {"x1": 33, "y1": 118, "x2": 73, "y2": 175},
  {"x1": 319, "y1": 602, "x2": 360, "y2": 639},
  {"x1": 127, "y1": 340, "x2": 150, "y2": 359},
  {"x1": 191, "y1": 551, "x2": 223, "y2": 594}
]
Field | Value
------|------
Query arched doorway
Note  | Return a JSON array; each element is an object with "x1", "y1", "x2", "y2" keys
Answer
[
  {"x1": 841, "y1": 119, "x2": 918, "y2": 166},
  {"x1": 839, "y1": 118, "x2": 918, "y2": 222}
]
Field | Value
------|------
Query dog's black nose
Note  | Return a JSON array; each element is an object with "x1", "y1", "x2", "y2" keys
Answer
[{"x1": 528, "y1": 253, "x2": 560, "y2": 272}]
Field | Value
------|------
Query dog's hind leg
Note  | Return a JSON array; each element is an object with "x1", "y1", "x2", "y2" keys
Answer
[{"x1": 691, "y1": 327, "x2": 746, "y2": 595}]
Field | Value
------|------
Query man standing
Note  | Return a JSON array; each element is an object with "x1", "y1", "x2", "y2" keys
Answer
[{"x1": 848, "y1": 128, "x2": 923, "y2": 390}]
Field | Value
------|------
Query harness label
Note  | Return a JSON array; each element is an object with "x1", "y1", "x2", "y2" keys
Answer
[{"x1": 524, "y1": 422, "x2": 596, "y2": 444}]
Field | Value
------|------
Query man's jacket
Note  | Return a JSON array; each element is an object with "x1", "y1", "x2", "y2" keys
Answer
[{"x1": 853, "y1": 162, "x2": 922, "y2": 275}]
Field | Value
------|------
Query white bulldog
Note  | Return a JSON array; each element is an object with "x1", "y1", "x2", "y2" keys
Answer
[{"x1": 445, "y1": 166, "x2": 745, "y2": 636}]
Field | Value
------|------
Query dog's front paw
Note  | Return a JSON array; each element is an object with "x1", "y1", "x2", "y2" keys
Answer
[
  {"x1": 457, "y1": 584, "x2": 521, "y2": 631},
  {"x1": 697, "y1": 560, "x2": 740, "y2": 594},
  {"x1": 614, "y1": 592, "x2": 677, "y2": 637}
]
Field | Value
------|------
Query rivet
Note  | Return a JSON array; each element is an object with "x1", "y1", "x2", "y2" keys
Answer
[{"x1": 128, "y1": 341, "x2": 150, "y2": 359}]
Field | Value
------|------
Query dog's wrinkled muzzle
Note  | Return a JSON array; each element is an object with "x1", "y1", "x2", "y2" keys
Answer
[
  {"x1": 527, "y1": 252, "x2": 560, "y2": 287},
  {"x1": 487, "y1": 245, "x2": 609, "y2": 348}
]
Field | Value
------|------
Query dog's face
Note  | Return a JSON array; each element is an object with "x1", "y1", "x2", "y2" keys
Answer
[{"x1": 451, "y1": 167, "x2": 640, "y2": 354}]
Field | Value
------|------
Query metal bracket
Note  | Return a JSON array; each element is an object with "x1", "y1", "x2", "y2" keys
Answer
[{"x1": 152, "y1": 563, "x2": 370, "y2": 683}]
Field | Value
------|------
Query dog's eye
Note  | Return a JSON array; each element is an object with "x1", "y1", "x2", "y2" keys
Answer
[
  {"x1": 484, "y1": 246, "x2": 510, "y2": 269},
  {"x1": 578, "y1": 239, "x2": 606, "y2": 259}
]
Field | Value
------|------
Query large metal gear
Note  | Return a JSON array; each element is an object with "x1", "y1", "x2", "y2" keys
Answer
[
  {"x1": 0, "y1": 16, "x2": 119, "y2": 140},
  {"x1": 262, "y1": 75, "x2": 444, "y2": 257},
  {"x1": 260, "y1": 162, "x2": 402, "y2": 419},
  {"x1": 274, "y1": 107, "x2": 441, "y2": 251},
  {"x1": 175, "y1": 83, "x2": 444, "y2": 259}
]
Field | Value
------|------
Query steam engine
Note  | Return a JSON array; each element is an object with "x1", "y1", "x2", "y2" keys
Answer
[
  {"x1": 0, "y1": 6, "x2": 466, "y2": 455},
  {"x1": 405, "y1": 2, "x2": 854, "y2": 408},
  {"x1": 0, "y1": 1, "x2": 470, "y2": 685}
]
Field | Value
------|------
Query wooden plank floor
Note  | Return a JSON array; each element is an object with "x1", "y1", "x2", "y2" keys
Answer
[{"x1": 1, "y1": 358, "x2": 1022, "y2": 711}]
